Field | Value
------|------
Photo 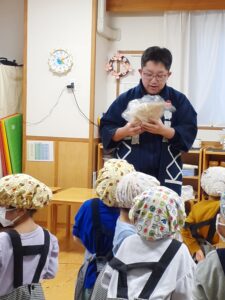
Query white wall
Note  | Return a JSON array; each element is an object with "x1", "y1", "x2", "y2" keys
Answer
[
  {"x1": 0, "y1": 0, "x2": 24, "y2": 63},
  {"x1": 94, "y1": 34, "x2": 110, "y2": 138},
  {"x1": 26, "y1": 0, "x2": 92, "y2": 138}
]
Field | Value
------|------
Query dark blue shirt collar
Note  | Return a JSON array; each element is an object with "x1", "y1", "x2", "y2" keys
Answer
[{"x1": 139, "y1": 79, "x2": 169, "y2": 100}]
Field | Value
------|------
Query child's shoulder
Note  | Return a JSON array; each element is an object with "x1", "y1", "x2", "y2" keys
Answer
[
  {"x1": 0, "y1": 227, "x2": 58, "y2": 244},
  {"x1": 197, "y1": 249, "x2": 218, "y2": 271},
  {"x1": 36, "y1": 226, "x2": 58, "y2": 244},
  {"x1": 0, "y1": 231, "x2": 10, "y2": 239},
  {"x1": 0, "y1": 231, "x2": 11, "y2": 246},
  {"x1": 192, "y1": 199, "x2": 219, "y2": 209},
  {"x1": 78, "y1": 198, "x2": 118, "y2": 214},
  {"x1": 48, "y1": 230, "x2": 58, "y2": 244},
  {"x1": 78, "y1": 198, "x2": 100, "y2": 210}
]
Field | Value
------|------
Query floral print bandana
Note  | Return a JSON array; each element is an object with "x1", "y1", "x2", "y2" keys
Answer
[
  {"x1": 129, "y1": 186, "x2": 185, "y2": 240},
  {"x1": 115, "y1": 171, "x2": 160, "y2": 208},
  {"x1": 201, "y1": 167, "x2": 225, "y2": 197},
  {"x1": 95, "y1": 159, "x2": 135, "y2": 207},
  {"x1": 0, "y1": 174, "x2": 52, "y2": 209}
]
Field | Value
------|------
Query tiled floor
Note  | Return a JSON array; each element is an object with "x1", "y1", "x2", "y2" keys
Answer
[{"x1": 42, "y1": 226, "x2": 84, "y2": 300}]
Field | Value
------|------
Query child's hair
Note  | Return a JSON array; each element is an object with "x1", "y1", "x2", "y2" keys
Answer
[
  {"x1": 129, "y1": 186, "x2": 185, "y2": 241},
  {"x1": 201, "y1": 167, "x2": 225, "y2": 197},
  {"x1": 27, "y1": 209, "x2": 37, "y2": 217},
  {"x1": 115, "y1": 171, "x2": 160, "y2": 208},
  {"x1": 0, "y1": 174, "x2": 52, "y2": 209},
  {"x1": 6, "y1": 206, "x2": 37, "y2": 217},
  {"x1": 95, "y1": 159, "x2": 135, "y2": 207}
]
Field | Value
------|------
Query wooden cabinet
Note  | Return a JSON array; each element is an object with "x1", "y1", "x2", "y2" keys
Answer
[
  {"x1": 181, "y1": 149, "x2": 202, "y2": 201},
  {"x1": 97, "y1": 143, "x2": 115, "y2": 172},
  {"x1": 97, "y1": 143, "x2": 104, "y2": 171},
  {"x1": 203, "y1": 147, "x2": 225, "y2": 170}
]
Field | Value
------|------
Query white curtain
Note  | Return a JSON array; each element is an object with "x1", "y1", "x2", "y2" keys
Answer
[
  {"x1": 164, "y1": 10, "x2": 225, "y2": 126},
  {"x1": 163, "y1": 12, "x2": 191, "y2": 95},
  {"x1": 0, "y1": 65, "x2": 23, "y2": 118}
]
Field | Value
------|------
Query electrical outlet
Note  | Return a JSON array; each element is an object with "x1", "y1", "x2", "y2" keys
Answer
[
  {"x1": 67, "y1": 82, "x2": 74, "y2": 89},
  {"x1": 67, "y1": 79, "x2": 77, "y2": 91}
]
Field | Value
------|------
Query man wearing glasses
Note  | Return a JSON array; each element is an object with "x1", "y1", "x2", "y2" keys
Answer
[{"x1": 100, "y1": 46, "x2": 197, "y2": 195}]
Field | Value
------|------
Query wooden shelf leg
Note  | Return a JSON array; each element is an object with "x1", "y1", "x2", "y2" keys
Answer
[
  {"x1": 47, "y1": 203, "x2": 53, "y2": 232},
  {"x1": 52, "y1": 204, "x2": 58, "y2": 234},
  {"x1": 66, "y1": 205, "x2": 71, "y2": 237}
]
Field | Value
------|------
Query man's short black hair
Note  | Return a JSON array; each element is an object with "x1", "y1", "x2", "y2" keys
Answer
[{"x1": 141, "y1": 46, "x2": 172, "y2": 70}]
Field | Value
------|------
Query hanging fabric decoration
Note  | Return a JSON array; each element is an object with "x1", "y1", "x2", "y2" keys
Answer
[{"x1": 105, "y1": 53, "x2": 132, "y2": 79}]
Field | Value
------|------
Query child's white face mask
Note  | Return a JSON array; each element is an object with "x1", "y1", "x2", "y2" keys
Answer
[
  {"x1": 0, "y1": 207, "x2": 19, "y2": 227},
  {"x1": 216, "y1": 214, "x2": 225, "y2": 242}
]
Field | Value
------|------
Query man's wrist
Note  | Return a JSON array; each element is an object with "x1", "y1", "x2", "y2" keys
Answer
[
  {"x1": 162, "y1": 127, "x2": 175, "y2": 139},
  {"x1": 112, "y1": 127, "x2": 127, "y2": 142}
]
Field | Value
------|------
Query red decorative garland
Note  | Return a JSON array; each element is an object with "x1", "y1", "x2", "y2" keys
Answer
[{"x1": 105, "y1": 53, "x2": 132, "y2": 79}]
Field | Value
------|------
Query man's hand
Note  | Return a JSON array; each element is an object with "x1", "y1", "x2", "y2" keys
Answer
[
  {"x1": 124, "y1": 122, "x2": 144, "y2": 136},
  {"x1": 195, "y1": 249, "x2": 205, "y2": 262},
  {"x1": 141, "y1": 119, "x2": 175, "y2": 139},
  {"x1": 112, "y1": 122, "x2": 143, "y2": 142}
]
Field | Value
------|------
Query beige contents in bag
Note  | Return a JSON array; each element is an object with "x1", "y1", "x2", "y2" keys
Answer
[{"x1": 122, "y1": 95, "x2": 167, "y2": 124}]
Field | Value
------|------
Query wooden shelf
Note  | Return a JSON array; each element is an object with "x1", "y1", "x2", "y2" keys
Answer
[
  {"x1": 106, "y1": 0, "x2": 225, "y2": 13},
  {"x1": 182, "y1": 148, "x2": 202, "y2": 201},
  {"x1": 188, "y1": 149, "x2": 201, "y2": 154},
  {"x1": 183, "y1": 176, "x2": 199, "y2": 180},
  {"x1": 97, "y1": 143, "x2": 104, "y2": 171},
  {"x1": 205, "y1": 148, "x2": 225, "y2": 155},
  {"x1": 203, "y1": 147, "x2": 225, "y2": 169}
]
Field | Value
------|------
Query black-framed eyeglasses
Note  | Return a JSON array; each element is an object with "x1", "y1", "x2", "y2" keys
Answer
[{"x1": 142, "y1": 72, "x2": 168, "y2": 82}]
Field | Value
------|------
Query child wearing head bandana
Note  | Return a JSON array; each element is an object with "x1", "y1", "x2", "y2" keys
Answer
[
  {"x1": 192, "y1": 192, "x2": 225, "y2": 299},
  {"x1": 113, "y1": 171, "x2": 160, "y2": 254},
  {"x1": 90, "y1": 172, "x2": 160, "y2": 300},
  {"x1": 73, "y1": 159, "x2": 134, "y2": 300},
  {"x1": 0, "y1": 174, "x2": 59, "y2": 299},
  {"x1": 100, "y1": 186, "x2": 195, "y2": 300},
  {"x1": 181, "y1": 166, "x2": 225, "y2": 262}
]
